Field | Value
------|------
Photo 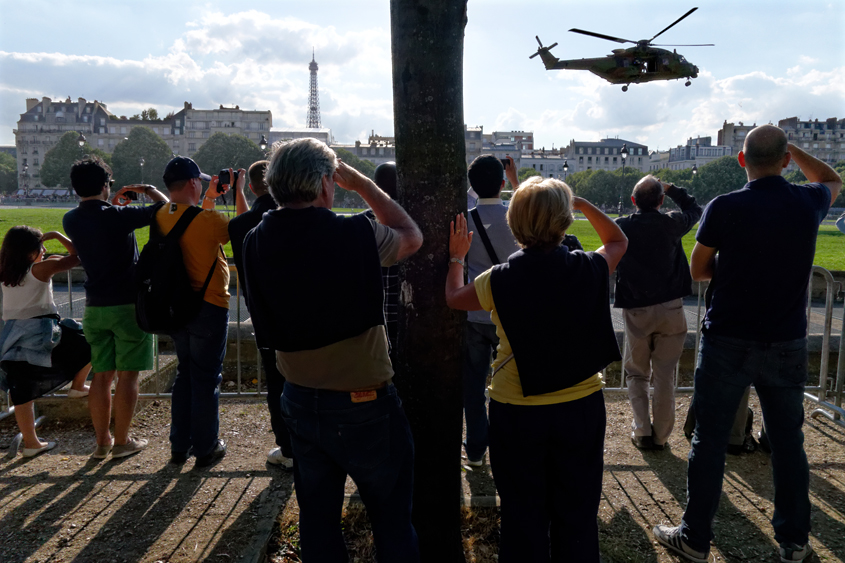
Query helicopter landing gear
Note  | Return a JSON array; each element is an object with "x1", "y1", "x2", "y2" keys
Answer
[
  {"x1": 685, "y1": 80, "x2": 691, "y2": 87},
  {"x1": 622, "y1": 85, "x2": 629, "y2": 92}
]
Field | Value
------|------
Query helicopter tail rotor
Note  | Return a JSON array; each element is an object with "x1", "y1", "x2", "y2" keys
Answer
[{"x1": 530, "y1": 36, "x2": 558, "y2": 59}]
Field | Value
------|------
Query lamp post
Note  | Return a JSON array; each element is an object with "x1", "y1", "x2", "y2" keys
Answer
[
  {"x1": 259, "y1": 134, "x2": 268, "y2": 152},
  {"x1": 619, "y1": 143, "x2": 628, "y2": 217},
  {"x1": 691, "y1": 163, "x2": 698, "y2": 176},
  {"x1": 139, "y1": 157, "x2": 146, "y2": 205},
  {"x1": 21, "y1": 164, "x2": 29, "y2": 199},
  {"x1": 563, "y1": 160, "x2": 569, "y2": 181},
  {"x1": 77, "y1": 133, "x2": 86, "y2": 160}
]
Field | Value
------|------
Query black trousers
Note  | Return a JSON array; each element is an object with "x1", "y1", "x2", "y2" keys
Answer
[
  {"x1": 489, "y1": 391, "x2": 606, "y2": 563},
  {"x1": 260, "y1": 348, "x2": 293, "y2": 458}
]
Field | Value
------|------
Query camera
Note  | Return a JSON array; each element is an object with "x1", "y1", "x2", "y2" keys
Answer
[
  {"x1": 124, "y1": 190, "x2": 138, "y2": 201},
  {"x1": 218, "y1": 169, "x2": 239, "y2": 187},
  {"x1": 500, "y1": 158, "x2": 510, "y2": 170}
]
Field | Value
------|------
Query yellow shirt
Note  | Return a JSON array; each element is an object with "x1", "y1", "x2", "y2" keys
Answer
[
  {"x1": 155, "y1": 203, "x2": 230, "y2": 309},
  {"x1": 473, "y1": 268, "x2": 604, "y2": 406}
]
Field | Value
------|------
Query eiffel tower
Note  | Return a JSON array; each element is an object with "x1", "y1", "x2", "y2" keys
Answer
[{"x1": 306, "y1": 49, "x2": 321, "y2": 129}]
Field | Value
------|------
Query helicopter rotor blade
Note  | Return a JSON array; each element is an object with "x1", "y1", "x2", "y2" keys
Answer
[
  {"x1": 535, "y1": 35, "x2": 543, "y2": 47},
  {"x1": 652, "y1": 43, "x2": 714, "y2": 47},
  {"x1": 569, "y1": 28, "x2": 635, "y2": 44},
  {"x1": 650, "y1": 7, "x2": 698, "y2": 42}
]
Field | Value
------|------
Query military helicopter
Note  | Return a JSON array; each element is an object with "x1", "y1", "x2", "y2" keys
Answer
[{"x1": 530, "y1": 7, "x2": 713, "y2": 92}]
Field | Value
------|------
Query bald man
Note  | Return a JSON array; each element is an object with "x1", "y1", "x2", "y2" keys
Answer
[{"x1": 653, "y1": 125, "x2": 842, "y2": 563}]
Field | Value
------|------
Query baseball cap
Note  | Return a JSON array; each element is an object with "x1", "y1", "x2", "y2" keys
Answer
[{"x1": 163, "y1": 156, "x2": 212, "y2": 184}]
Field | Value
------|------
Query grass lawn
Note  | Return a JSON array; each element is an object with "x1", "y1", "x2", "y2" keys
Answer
[{"x1": 1, "y1": 206, "x2": 842, "y2": 271}]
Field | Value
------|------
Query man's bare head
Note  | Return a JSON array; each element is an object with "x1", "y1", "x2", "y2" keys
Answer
[
  {"x1": 742, "y1": 125, "x2": 788, "y2": 170},
  {"x1": 632, "y1": 175, "x2": 663, "y2": 211}
]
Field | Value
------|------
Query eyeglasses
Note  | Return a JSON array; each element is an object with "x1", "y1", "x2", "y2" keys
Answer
[{"x1": 109, "y1": 179, "x2": 115, "y2": 187}]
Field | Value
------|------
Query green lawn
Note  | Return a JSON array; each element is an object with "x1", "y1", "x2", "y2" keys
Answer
[{"x1": 1, "y1": 207, "x2": 842, "y2": 271}]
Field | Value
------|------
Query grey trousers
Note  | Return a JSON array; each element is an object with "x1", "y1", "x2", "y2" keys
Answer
[
  {"x1": 684, "y1": 386, "x2": 751, "y2": 446},
  {"x1": 623, "y1": 298, "x2": 688, "y2": 445}
]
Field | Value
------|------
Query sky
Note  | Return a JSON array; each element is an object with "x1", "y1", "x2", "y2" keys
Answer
[{"x1": 0, "y1": 0, "x2": 843, "y2": 152}]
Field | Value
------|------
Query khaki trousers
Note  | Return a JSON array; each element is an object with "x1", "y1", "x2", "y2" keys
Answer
[{"x1": 623, "y1": 298, "x2": 687, "y2": 445}]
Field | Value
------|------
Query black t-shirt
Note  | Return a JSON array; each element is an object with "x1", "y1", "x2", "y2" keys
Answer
[
  {"x1": 696, "y1": 176, "x2": 830, "y2": 342},
  {"x1": 227, "y1": 193, "x2": 276, "y2": 303},
  {"x1": 63, "y1": 200, "x2": 158, "y2": 306}
]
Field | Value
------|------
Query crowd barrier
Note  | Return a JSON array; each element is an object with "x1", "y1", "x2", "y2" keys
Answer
[{"x1": 1, "y1": 265, "x2": 843, "y2": 431}]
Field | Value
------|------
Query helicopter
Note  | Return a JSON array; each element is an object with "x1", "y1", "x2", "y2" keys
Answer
[{"x1": 530, "y1": 7, "x2": 713, "y2": 92}]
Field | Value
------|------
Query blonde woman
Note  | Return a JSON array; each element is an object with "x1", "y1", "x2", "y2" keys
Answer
[{"x1": 446, "y1": 177, "x2": 627, "y2": 562}]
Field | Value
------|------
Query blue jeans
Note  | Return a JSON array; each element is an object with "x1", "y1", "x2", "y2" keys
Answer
[
  {"x1": 489, "y1": 392, "x2": 606, "y2": 563},
  {"x1": 681, "y1": 333, "x2": 810, "y2": 551},
  {"x1": 169, "y1": 302, "x2": 228, "y2": 458},
  {"x1": 463, "y1": 322, "x2": 498, "y2": 460},
  {"x1": 281, "y1": 382, "x2": 418, "y2": 563}
]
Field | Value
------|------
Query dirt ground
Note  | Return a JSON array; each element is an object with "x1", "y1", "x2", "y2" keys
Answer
[
  {"x1": 0, "y1": 400, "x2": 294, "y2": 563},
  {"x1": 269, "y1": 394, "x2": 845, "y2": 563}
]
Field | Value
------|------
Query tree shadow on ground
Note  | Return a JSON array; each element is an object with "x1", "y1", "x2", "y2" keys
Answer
[
  {"x1": 639, "y1": 446, "x2": 779, "y2": 562},
  {"x1": 0, "y1": 457, "x2": 111, "y2": 562},
  {"x1": 599, "y1": 506, "x2": 658, "y2": 563},
  {"x1": 68, "y1": 462, "x2": 204, "y2": 563},
  {"x1": 204, "y1": 469, "x2": 295, "y2": 562}
]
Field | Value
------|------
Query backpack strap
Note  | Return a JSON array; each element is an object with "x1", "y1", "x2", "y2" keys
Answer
[
  {"x1": 470, "y1": 207, "x2": 501, "y2": 264},
  {"x1": 197, "y1": 245, "x2": 225, "y2": 300},
  {"x1": 156, "y1": 204, "x2": 220, "y2": 300}
]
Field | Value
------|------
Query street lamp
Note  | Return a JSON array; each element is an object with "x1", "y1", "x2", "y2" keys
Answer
[
  {"x1": 21, "y1": 164, "x2": 29, "y2": 198},
  {"x1": 77, "y1": 133, "x2": 86, "y2": 160},
  {"x1": 563, "y1": 160, "x2": 569, "y2": 180},
  {"x1": 619, "y1": 143, "x2": 629, "y2": 216},
  {"x1": 139, "y1": 157, "x2": 145, "y2": 183},
  {"x1": 259, "y1": 135, "x2": 268, "y2": 152},
  {"x1": 691, "y1": 164, "x2": 698, "y2": 175}
]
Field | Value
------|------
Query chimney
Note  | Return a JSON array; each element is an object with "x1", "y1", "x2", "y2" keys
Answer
[
  {"x1": 78, "y1": 97, "x2": 87, "y2": 117},
  {"x1": 26, "y1": 98, "x2": 39, "y2": 111},
  {"x1": 41, "y1": 96, "x2": 51, "y2": 115}
]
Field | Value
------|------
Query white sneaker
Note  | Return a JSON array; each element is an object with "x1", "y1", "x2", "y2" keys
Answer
[
  {"x1": 267, "y1": 448, "x2": 293, "y2": 470},
  {"x1": 780, "y1": 542, "x2": 812, "y2": 562},
  {"x1": 653, "y1": 524, "x2": 710, "y2": 563}
]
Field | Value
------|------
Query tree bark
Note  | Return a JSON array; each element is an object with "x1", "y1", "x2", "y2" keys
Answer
[{"x1": 390, "y1": 1, "x2": 468, "y2": 561}]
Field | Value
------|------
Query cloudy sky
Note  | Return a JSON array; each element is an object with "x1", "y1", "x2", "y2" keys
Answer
[{"x1": 0, "y1": 0, "x2": 842, "y2": 151}]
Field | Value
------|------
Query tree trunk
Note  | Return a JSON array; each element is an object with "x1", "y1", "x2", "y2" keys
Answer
[{"x1": 390, "y1": 1, "x2": 468, "y2": 561}]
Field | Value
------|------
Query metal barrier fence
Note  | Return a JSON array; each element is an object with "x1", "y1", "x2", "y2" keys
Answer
[{"x1": 1, "y1": 264, "x2": 843, "y2": 427}]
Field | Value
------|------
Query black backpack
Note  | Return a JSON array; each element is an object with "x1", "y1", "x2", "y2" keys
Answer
[{"x1": 135, "y1": 203, "x2": 220, "y2": 334}]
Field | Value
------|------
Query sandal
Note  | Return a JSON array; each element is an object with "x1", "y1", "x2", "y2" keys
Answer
[{"x1": 22, "y1": 442, "x2": 56, "y2": 458}]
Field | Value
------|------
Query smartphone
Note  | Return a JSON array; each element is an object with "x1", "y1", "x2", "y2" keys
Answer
[{"x1": 500, "y1": 158, "x2": 510, "y2": 169}]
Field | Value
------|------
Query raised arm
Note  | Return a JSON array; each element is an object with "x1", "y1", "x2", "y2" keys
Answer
[
  {"x1": 571, "y1": 197, "x2": 628, "y2": 274},
  {"x1": 788, "y1": 143, "x2": 842, "y2": 206},
  {"x1": 445, "y1": 213, "x2": 482, "y2": 310},
  {"x1": 112, "y1": 184, "x2": 169, "y2": 206},
  {"x1": 31, "y1": 231, "x2": 80, "y2": 281},
  {"x1": 333, "y1": 161, "x2": 423, "y2": 260},
  {"x1": 662, "y1": 182, "x2": 702, "y2": 234}
]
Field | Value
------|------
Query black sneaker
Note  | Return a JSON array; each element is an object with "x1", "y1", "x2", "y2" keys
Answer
[
  {"x1": 170, "y1": 451, "x2": 189, "y2": 465},
  {"x1": 195, "y1": 440, "x2": 226, "y2": 468},
  {"x1": 631, "y1": 433, "x2": 655, "y2": 450}
]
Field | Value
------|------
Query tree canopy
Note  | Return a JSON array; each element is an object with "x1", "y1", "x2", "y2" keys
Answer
[
  {"x1": 40, "y1": 131, "x2": 112, "y2": 188},
  {"x1": 192, "y1": 132, "x2": 265, "y2": 181},
  {"x1": 0, "y1": 152, "x2": 17, "y2": 194},
  {"x1": 111, "y1": 126, "x2": 173, "y2": 191}
]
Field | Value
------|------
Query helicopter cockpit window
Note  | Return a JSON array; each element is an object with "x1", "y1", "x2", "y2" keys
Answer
[
  {"x1": 679, "y1": 56, "x2": 687, "y2": 63},
  {"x1": 663, "y1": 58, "x2": 669, "y2": 65}
]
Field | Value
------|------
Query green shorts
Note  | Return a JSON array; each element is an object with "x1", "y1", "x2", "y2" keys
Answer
[{"x1": 83, "y1": 304, "x2": 153, "y2": 373}]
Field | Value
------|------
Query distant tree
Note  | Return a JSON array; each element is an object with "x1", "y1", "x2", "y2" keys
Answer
[
  {"x1": 0, "y1": 153, "x2": 17, "y2": 194},
  {"x1": 191, "y1": 133, "x2": 265, "y2": 188},
  {"x1": 139, "y1": 108, "x2": 159, "y2": 121},
  {"x1": 131, "y1": 114, "x2": 141, "y2": 120},
  {"x1": 111, "y1": 126, "x2": 173, "y2": 192},
  {"x1": 41, "y1": 131, "x2": 111, "y2": 188},
  {"x1": 517, "y1": 166, "x2": 540, "y2": 183},
  {"x1": 690, "y1": 155, "x2": 747, "y2": 204}
]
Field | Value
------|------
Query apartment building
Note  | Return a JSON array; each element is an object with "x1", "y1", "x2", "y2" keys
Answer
[
  {"x1": 13, "y1": 97, "x2": 271, "y2": 189},
  {"x1": 563, "y1": 138, "x2": 649, "y2": 174}
]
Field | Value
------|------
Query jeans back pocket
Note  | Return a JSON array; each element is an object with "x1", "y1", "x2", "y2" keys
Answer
[{"x1": 339, "y1": 414, "x2": 391, "y2": 470}]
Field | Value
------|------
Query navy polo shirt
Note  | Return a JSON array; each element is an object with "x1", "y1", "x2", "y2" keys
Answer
[
  {"x1": 63, "y1": 200, "x2": 159, "y2": 306},
  {"x1": 697, "y1": 176, "x2": 830, "y2": 342},
  {"x1": 228, "y1": 193, "x2": 276, "y2": 303}
]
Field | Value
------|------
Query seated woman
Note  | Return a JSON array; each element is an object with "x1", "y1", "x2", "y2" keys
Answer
[
  {"x1": 445, "y1": 177, "x2": 627, "y2": 562},
  {"x1": 0, "y1": 226, "x2": 91, "y2": 458}
]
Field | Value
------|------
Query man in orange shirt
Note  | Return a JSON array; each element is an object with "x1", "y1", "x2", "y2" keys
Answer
[{"x1": 157, "y1": 156, "x2": 247, "y2": 467}]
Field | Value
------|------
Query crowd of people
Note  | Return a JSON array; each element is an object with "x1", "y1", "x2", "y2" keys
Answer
[{"x1": 0, "y1": 124, "x2": 841, "y2": 562}]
